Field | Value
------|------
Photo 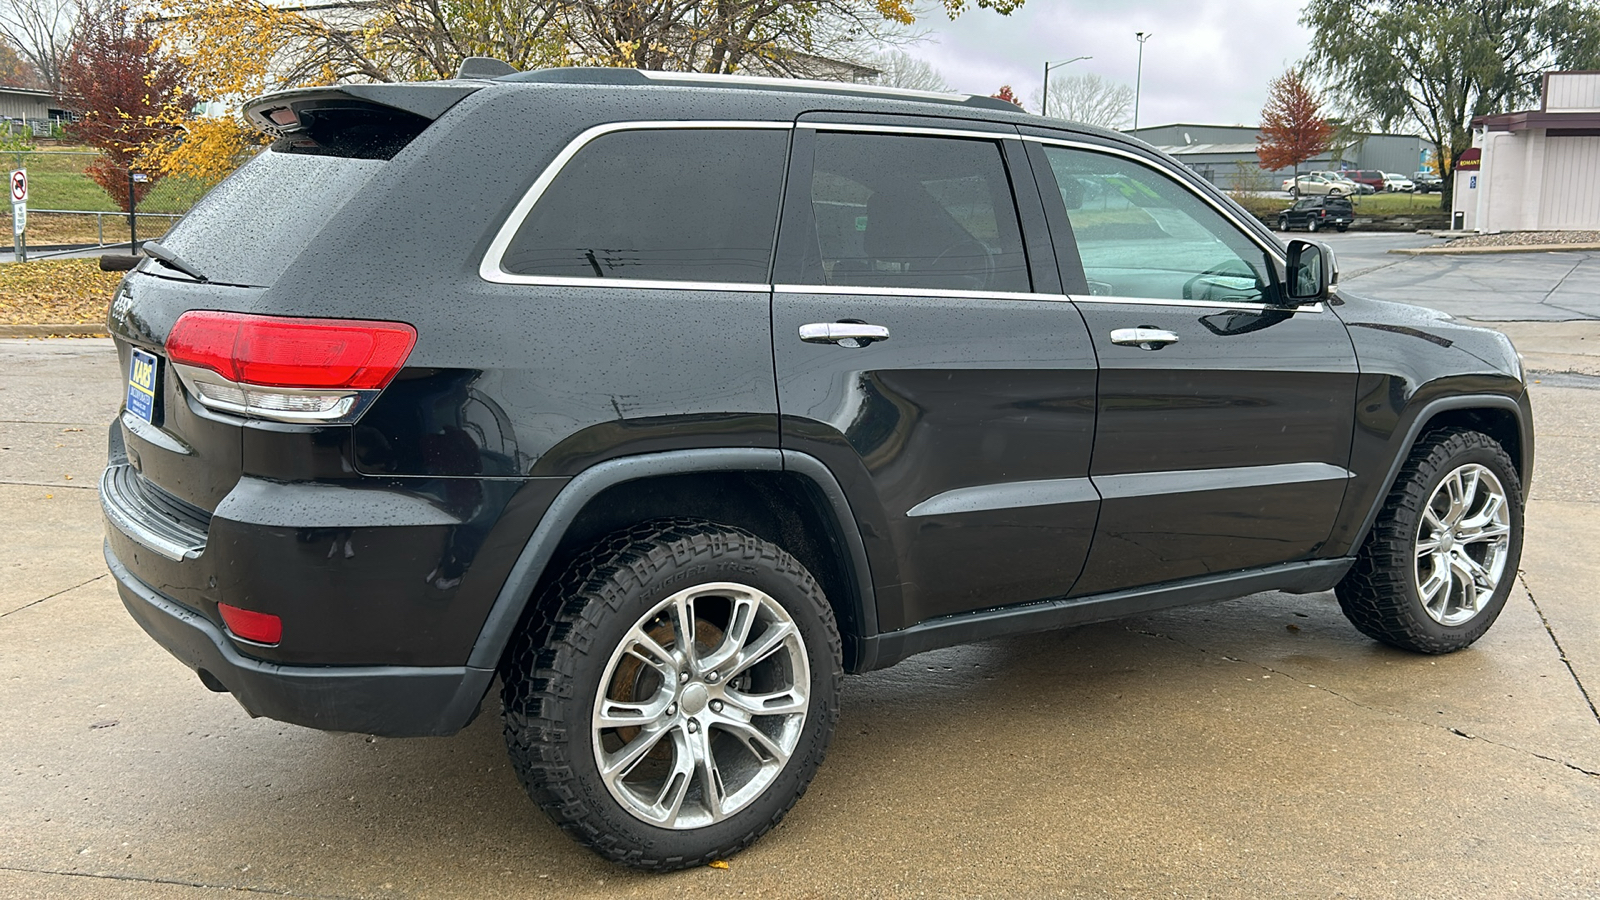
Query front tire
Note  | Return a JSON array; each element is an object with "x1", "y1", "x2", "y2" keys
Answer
[
  {"x1": 1336, "y1": 429, "x2": 1523, "y2": 653},
  {"x1": 500, "y1": 520, "x2": 842, "y2": 870}
]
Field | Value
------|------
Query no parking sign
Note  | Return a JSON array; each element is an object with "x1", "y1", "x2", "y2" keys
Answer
[{"x1": 10, "y1": 168, "x2": 24, "y2": 258}]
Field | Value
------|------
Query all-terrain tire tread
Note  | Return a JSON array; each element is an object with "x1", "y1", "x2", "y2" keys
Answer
[
  {"x1": 499, "y1": 518, "x2": 842, "y2": 871},
  {"x1": 1335, "y1": 428, "x2": 1521, "y2": 653}
]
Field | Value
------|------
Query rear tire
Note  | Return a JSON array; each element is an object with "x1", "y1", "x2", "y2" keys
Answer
[
  {"x1": 1308, "y1": 219, "x2": 1320, "y2": 233},
  {"x1": 1336, "y1": 429, "x2": 1523, "y2": 653},
  {"x1": 500, "y1": 519, "x2": 842, "y2": 871}
]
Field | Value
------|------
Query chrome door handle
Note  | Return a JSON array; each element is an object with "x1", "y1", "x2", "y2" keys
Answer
[
  {"x1": 799, "y1": 323, "x2": 890, "y2": 348},
  {"x1": 1110, "y1": 327, "x2": 1180, "y2": 350}
]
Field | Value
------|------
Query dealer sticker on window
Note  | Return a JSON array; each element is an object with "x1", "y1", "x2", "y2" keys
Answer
[{"x1": 127, "y1": 348, "x2": 158, "y2": 423}]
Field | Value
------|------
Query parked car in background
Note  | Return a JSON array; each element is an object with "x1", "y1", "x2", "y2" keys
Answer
[
  {"x1": 1382, "y1": 173, "x2": 1416, "y2": 192},
  {"x1": 1344, "y1": 170, "x2": 1386, "y2": 193},
  {"x1": 1278, "y1": 195, "x2": 1354, "y2": 232},
  {"x1": 1413, "y1": 171, "x2": 1443, "y2": 193},
  {"x1": 1285, "y1": 174, "x2": 1351, "y2": 197},
  {"x1": 1313, "y1": 171, "x2": 1374, "y2": 195}
]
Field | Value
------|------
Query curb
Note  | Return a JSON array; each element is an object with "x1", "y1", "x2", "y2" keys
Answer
[
  {"x1": 1389, "y1": 243, "x2": 1600, "y2": 256},
  {"x1": 0, "y1": 324, "x2": 109, "y2": 337}
]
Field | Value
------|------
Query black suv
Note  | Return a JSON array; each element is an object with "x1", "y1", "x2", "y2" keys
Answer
[
  {"x1": 1278, "y1": 195, "x2": 1355, "y2": 232},
  {"x1": 101, "y1": 67, "x2": 1531, "y2": 870}
]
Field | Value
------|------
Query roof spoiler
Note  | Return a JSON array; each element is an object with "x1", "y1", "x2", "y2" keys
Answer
[{"x1": 243, "y1": 83, "x2": 482, "y2": 135}]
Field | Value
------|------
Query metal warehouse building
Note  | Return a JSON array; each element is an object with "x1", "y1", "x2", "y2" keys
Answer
[
  {"x1": 1454, "y1": 71, "x2": 1600, "y2": 233},
  {"x1": 1124, "y1": 123, "x2": 1425, "y2": 191}
]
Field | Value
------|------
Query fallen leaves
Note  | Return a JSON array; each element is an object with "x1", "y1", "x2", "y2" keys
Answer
[{"x1": 0, "y1": 259, "x2": 123, "y2": 325}]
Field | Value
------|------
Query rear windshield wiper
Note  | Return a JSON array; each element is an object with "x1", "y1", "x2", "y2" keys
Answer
[{"x1": 142, "y1": 241, "x2": 209, "y2": 283}]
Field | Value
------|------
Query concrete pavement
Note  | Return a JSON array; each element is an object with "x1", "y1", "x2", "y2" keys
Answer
[{"x1": 4, "y1": 242, "x2": 1600, "y2": 897}]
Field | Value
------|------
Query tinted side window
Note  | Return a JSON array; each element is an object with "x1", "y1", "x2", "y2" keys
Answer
[
  {"x1": 798, "y1": 133, "x2": 1030, "y2": 293},
  {"x1": 1042, "y1": 145, "x2": 1280, "y2": 303},
  {"x1": 501, "y1": 128, "x2": 787, "y2": 283}
]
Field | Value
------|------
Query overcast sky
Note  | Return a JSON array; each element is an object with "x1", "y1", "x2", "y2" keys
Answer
[{"x1": 910, "y1": 0, "x2": 1312, "y2": 127}]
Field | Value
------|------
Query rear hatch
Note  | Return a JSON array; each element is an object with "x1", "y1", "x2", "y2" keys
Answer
[{"x1": 106, "y1": 83, "x2": 478, "y2": 516}]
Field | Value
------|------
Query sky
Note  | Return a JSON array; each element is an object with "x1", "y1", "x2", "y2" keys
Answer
[{"x1": 909, "y1": 0, "x2": 1312, "y2": 128}]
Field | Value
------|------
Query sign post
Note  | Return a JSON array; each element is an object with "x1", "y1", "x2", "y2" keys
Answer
[
  {"x1": 127, "y1": 171, "x2": 148, "y2": 253},
  {"x1": 10, "y1": 168, "x2": 25, "y2": 263}
]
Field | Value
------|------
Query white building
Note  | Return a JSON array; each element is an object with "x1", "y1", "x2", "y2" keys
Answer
[{"x1": 1454, "y1": 71, "x2": 1600, "y2": 232}]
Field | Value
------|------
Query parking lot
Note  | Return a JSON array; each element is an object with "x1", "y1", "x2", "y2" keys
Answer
[{"x1": 3, "y1": 239, "x2": 1599, "y2": 898}]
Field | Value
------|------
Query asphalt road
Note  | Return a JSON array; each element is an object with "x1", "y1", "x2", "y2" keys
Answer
[{"x1": 3, "y1": 246, "x2": 1600, "y2": 898}]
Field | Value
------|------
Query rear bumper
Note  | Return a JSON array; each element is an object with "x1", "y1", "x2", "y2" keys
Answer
[{"x1": 107, "y1": 541, "x2": 494, "y2": 737}]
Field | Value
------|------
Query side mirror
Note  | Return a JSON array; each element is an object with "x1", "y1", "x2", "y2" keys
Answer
[{"x1": 1285, "y1": 239, "x2": 1338, "y2": 303}]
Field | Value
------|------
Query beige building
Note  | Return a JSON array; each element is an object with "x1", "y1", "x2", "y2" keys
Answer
[{"x1": 1454, "y1": 71, "x2": 1600, "y2": 232}]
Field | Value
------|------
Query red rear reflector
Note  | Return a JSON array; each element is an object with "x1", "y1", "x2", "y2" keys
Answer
[
  {"x1": 266, "y1": 107, "x2": 297, "y2": 127},
  {"x1": 218, "y1": 603, "x2": 283, "y2": 645},
  {"x1": 168, "y1": 311, "x2": 417, "y2": 390}
]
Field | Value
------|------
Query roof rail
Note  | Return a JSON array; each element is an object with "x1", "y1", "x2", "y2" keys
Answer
[{"x1": 498, "y1": 67, "x2": 1023, "y2": 113}]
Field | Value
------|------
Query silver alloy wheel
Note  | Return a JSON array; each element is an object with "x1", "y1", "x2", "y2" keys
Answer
[
  {"x1": 1414, "y1": 463, "x2": 1512, "y2": 626},
  {"x1": 591, "y1": 581, "x2": 810, "y2": 829}
]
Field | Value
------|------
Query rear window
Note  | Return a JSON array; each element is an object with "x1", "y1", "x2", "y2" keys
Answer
[{"x1": 157, "y1": 143, "x2": 386, "y2": 288}]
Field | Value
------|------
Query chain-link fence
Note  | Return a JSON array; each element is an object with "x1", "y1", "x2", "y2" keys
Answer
[{"x1": 4, "y1": 150, "x2": 247, "y2": 248}]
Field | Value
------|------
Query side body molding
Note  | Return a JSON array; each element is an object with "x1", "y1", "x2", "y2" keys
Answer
[{"x1": 462, "y1": 448, "x2": 880, "y2": 691}]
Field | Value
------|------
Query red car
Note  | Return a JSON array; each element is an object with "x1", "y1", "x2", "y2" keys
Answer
[{"x1": 1344, "y1": 169, "x2": 1386, "y2": 193}]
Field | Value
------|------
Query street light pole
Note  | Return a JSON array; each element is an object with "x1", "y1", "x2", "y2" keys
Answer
[
  {"x1": 1041, "y1": 55, "x2": 1092, "y2": 117},
  {"x1": 1133, "y1": 31, "x2": 1152, "y2": 131}
]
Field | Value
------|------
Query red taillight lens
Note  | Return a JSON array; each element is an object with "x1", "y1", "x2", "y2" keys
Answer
[
  {"x1": 168, "y1": 311, "x2": 417, "y2": 390},
  {"x1": 217, "y1": 603, "x2": 283, "y2": 645}
]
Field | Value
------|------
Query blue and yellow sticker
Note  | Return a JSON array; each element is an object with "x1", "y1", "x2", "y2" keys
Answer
[{"x1": 126, "y1": 348, "x2": 158, "y2": 423}]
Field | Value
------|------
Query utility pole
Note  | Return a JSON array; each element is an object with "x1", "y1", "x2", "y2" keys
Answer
[
  {"x1": 1134, "y1": 32, "x2": 1152, "y2": 131},
  {"x1": 1041, "y1": 55, "x2": 1093, "y2": 117}
]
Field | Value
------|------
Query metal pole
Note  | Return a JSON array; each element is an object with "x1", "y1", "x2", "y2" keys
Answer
[
  {"x1": 1134, "y1": 32, "x2": 1151, "y2": 131},
  {"x1": 1040, "y1": 56, "x2": 1092, "y2": 119},
  {"x1": 127, "y1": 170, "x2": 138, "y2": 253}
]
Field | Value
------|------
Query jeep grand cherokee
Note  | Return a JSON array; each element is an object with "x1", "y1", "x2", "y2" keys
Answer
[{"x1": 102, "y1": 65, "x2": 1531, "y2": 870}]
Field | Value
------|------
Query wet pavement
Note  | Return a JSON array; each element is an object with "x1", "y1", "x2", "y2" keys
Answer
[{"x1": 3, "y1": 244, "x2": 1599, "y2": 897}]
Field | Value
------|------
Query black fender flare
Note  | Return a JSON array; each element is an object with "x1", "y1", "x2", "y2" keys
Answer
[
  {"x1": 1345, "y1": 392, "x2": 1530, "y2": 554},
  {"x1": 463, "y1": 447, "x2": 878, "y2": 673}
]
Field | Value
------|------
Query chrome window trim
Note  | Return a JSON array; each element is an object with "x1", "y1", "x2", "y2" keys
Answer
[
  {"x1": 1019, "y1": 134, "x2": 1288, "y2": 266},
  {"x1": 479, "y1": 120, "x2": 793, "y2": 288},
  {"x1": 795, "y1": 121, "x2": 1018, "y2": 141},
  {"x1": 775, "y1": 284, "x2": 1063, "y2": 303},
  {"x1": 493, "y1": 276, "x2": 771, "y2": 293},
  {"x1": 1070, "y1": 294, "x2": 1324, "y2": 314}
]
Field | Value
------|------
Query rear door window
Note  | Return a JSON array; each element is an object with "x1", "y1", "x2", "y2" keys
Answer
[
  {"x1": 790, "y1": 132, "x2": 1031, "y2": 293},
  {"x1": 498, "y1": 128, "x2": 788, "y2": 284}
]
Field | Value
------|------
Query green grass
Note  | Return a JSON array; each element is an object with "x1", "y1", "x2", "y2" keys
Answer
[
  {"x1": 1231, "y1": 189, "x2": 1449, "y2": 220},
  {"x1": 0, "y1": 150, "x2": 215, "y2": 214}
]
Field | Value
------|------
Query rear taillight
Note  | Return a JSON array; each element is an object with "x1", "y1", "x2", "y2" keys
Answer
[{"x1": 167, "y1": 311, "x2": 416, "y2": 423}]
